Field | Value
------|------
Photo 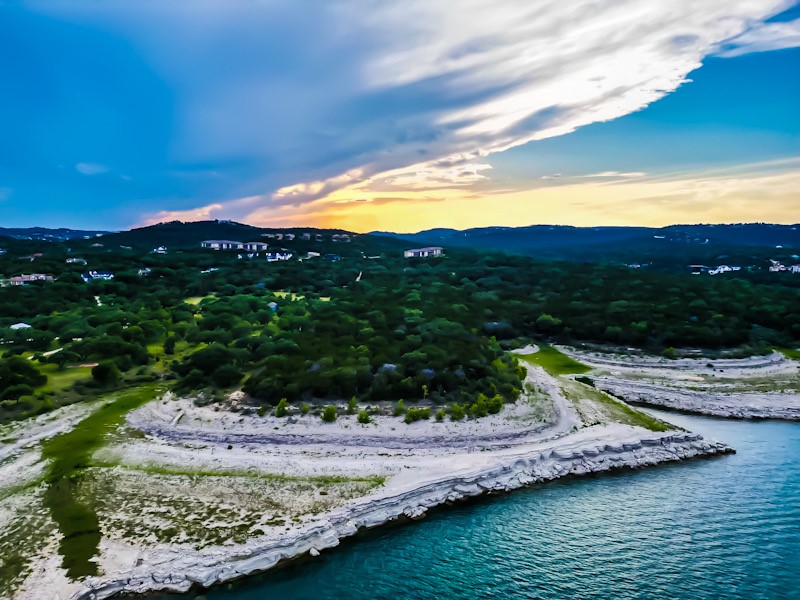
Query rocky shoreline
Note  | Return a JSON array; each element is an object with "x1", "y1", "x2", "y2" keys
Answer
[
  {"x1": 597, "y1": 378, "x2": 800, "y2": 420},
  {"x1": 74, "y1": 429, "x2": 732, "y2": 600}
]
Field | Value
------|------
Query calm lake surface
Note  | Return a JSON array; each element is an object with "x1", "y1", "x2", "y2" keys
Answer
[{"x1": 157, "y1": 411, "x2": 800, "y2": 600}]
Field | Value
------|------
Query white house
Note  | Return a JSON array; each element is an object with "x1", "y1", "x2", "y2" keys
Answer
[
  {"x1": 81, "y1": 271, "x2": 114, "y2": 282},
  {"x1": 151, "y1": 246, "x2": 167, "y2": 254},
  {"x1": 789, "y1": 265, "x2": 800, "y2": 273},
  {"x1": 10, "y1": 274, "x2": 54, "y2": 285},
  {"x1": 201, "y1": 240, "x2": 244, "y2": 250},
  {"x1": 10, "y1": 323, "x2": 32, "y2": 330},
  {"x1": 404, "y1": 247, "x2": 444, "y2": 258},
  {"x1": 266, "y1": 251, "x2": 293, "y2": 262},
  {"x1": 244, "y1": 241, "x2": 269, "y2": 252}
]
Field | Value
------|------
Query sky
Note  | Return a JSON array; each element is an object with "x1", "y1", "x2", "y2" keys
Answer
[{"x1": 0, "y1": 1, "x2": 798, "y2": 232}]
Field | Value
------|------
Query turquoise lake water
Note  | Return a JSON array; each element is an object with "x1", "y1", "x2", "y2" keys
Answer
[{"x1": 157, "y1": 411, "x2": 800, "y2": 600}]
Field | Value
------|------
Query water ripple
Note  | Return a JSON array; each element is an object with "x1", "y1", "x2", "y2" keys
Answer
[{"x1": 155, "y1": 414, "x2": 800, "y2": 600}]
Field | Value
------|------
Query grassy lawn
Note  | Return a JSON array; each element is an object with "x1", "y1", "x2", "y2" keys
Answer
[
  {"x1": 517, "y1": 344, "x2": 591, "y2": 376},
  {"x1": 561, "y1": 378, "x2": 671, "y2": 432},
  {"x1": 38, "y1": 363, "x2": 92, "y2": 394},
  {"x1": 40, "y1": 383, "x2": 163, "y2": 578},
  {"x1": 183, "y1": 295, "x2": 215, "y2": 306},
  {"x1": 777, "y1": 348, "x2": 800, "y2": 361},
  {"x1": 274, "y1": 290, "x2": 304, "y2": 300}
]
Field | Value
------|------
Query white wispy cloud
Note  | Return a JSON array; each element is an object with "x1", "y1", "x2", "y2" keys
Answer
[
  {"x1": 579, "y1": 171, "x2": 647, "y2": 178},
  {"x1": 33, "y1": 0, "x2": 793, "y2": 222},
  {"x1": 715, "y1": 17, "x2": 800, "y2": 57},
  {"x1": 75, "y1": 162, "x2": 109, "y2": 176}
]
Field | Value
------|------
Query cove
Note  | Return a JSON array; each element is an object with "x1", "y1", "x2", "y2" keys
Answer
[{"x1": 154, "y1": 410, "x2": 800, "y2": 600}]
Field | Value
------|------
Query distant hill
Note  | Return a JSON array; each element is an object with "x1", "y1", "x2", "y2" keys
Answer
[
  {"x1": 372, "y1": 223, "x2": 800, "y2": 270},
  {"x1": 0, "y1": 227, "x2": 108, "y2": 242},
  {"x1": 72, "y1": 220, "x2": 409, "y2": 255},
  {"x1": 373, "y1": 223, "x2": 800, "y2": 250}
]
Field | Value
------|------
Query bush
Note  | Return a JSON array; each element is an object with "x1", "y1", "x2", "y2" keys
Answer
[
  {"x1": 275, "y1": 398, "x2": 289, "y2": 417},
  {"x1": 404, "y1": 407, "x2": 430, "y2": 424},
  {"x1": 357, "y1": 410, "x2": 371, "y2": 424},
  {"x1": 450, "y1": 404, "x2": 465, "y2": 421},
  {"x1": 91, "y1": 362, "x2": 120, "y2": 386},
  {"x1": 487, "y1": 394, "x2": 504, "y2": 414},
  {"x1": 347, "y1": 396, "x2": 357, "y2": 415},
  {"x1": 394, "y1": 399, "x2": 405, "y2": 416},
  {"x1": 435, "y1": 409, "x2": 445, "y2": 422},
  {"x1": 300, "y1": 402, "x2": 310, "y2": 415},
  {"x1": 211, "y1": 365, "x2": 243, "y2": 388},
  {"x1": 256, "y1": 405, "x2": 267, "y2": 417},
  {"x1": 321, "y1": 405, "x2": 337, "y2": 422}
]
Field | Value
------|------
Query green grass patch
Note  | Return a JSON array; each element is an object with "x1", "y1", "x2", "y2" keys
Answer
[
  {"x1": 184, "y1": 295, "x2": 215, "y2": 306},
  {"x1": 777, "y1": 348, "x2": 800, "y2": 361},
  {"x1": 38, "y1": 363, "x2": 92, "y2": 394},
  {"x1": 517, "y1": 345, "x2": 591, "y2": 376},
  {"x1": 39, "y1": 383, "x2": 163, "y2": 579},
  {"x1": 97, "y1": 462, "x2": 385, "y2": 487},
  {"x1": 565, "y1": 379, "x2": 671, "y2": 432}
]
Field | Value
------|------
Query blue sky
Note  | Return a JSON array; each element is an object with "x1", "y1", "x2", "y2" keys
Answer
[{"x1": 0, "y1": 1, "x2": 798, "y2": 231}]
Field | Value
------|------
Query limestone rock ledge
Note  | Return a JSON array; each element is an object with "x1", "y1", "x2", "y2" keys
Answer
[{"x1": 74, "y1": 431, "x2": 732, "y2": 600}]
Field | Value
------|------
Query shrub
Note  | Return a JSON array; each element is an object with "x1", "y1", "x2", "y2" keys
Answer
[
  {"x1": 487, "y1": 394, "x2": 504, "y2": 414},
  {"x1": 435, "y1": 409, "x2": 445, "y2": 422},
  {"x1": 347, "y1": 396, "x2": 357, "y2": 415},
  {"x1": 357, "y1": 410, "x2": 371, "y2": 424},
  {"x1": 300, "y1": 402, "x2": 310, "y2": 415},
  {"x1": 450, "y1": 404, "x2": 465, "y2": 421},
  {"x1": 256, "y1": 405, "x2": 267, "y2": 417},
  {"x1": 321, "y1": 405, "x2": 337, "y2": 422},
  {"x1": 404, "y1": 407, "x2": 430, "y2": 424},
  {"x1": 394, "y1": 399, "x2": 405, "y2": 416},
  {"x1": 211, "y1": 364, "x2": 243, "y2": 388},
  {"x1": 275, "y1": 398, "x2": 289, "y2": 417},
  {"x1": 91, "y1": 362, "x2": 120, "y2": 386}
]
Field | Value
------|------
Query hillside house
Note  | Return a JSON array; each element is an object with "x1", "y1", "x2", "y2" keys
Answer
[
  {"x1": 81, "y1": 271, "x2": 114, "y2": 282},
  {"x1": 151, "y1": 246, "x2": 167, "y2": 254},
  {"x1": 266, "y1": 251, "x2": 293, "y2": 262},
  {"x1": 301, "y1": 233, "x2": 311, "y2": 241},
  {"x1": 769, "y1": 260, "x2": 787, "y2": 272},
  {"x1": 403, "y1": 247, "x2": 443, "y2": 258},
  {"x1": 10, "y1": 274, "x2": 54, "y2": 285},
  {"x1": 790, "y1": 265, "x2": 800, "y2": 273},
  {"x1": 708, "y1": 265, "x2": 741, "y2": 275},
  {"x1": 284, "y1": 233, "x2": 295, "y2": 241},
  {"x1": 244, "y1": 241, "x2": 269, "y2": 252},
  {"x1": 66, "y1": 258, "x2": 87, "y2": 264},
  {"x1": 10, "y1": 323, "x2": 32, "y2": 330},
  {"x1": 201, "y1": 240, "x2": 244, "y2": 250},
  {"x1": 138, "y1": 268, "x2": 152, "y2": 277}
]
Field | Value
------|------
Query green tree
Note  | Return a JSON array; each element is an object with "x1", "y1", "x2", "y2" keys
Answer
[
  {"x1": 347, "y1": 396, "x2": 357, "y2": 415},
  {"x1": 357, "y1": 410, "x2": 371, "y2": 424},
  {"x1": 91, "y1": 362, "x2": 120, "y2": 386}
]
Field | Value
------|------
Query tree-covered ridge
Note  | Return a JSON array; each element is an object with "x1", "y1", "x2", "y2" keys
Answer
[{"x1": 0, "y1": 227, "x2": 798, "y2": 422}]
